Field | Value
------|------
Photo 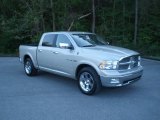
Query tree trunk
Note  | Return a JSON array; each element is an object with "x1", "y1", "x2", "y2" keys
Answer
[
  {"x1": 50, "y1": 0, "x2": 56, "y2": 31},
  {"x1": 123, "y1": 0, "x2": 126, "y2": 41},
  {"x1": 40, "y1": 0, "x2": 45, "y2": 32},
  {"x1": 134, "y1": 0, "x2": 138, "y2": 45},
  {"x1": 92, "y1": 0, "x2": 95, "y2": 33},
  {"x1": 68, "y1": 20, "x2": 74, "y2": 31},
  {"x1": 41, "y1": 15, "x2": 45, "y2": 32},
  {"x1": 112, "y1": 0, "x2": 116, "y2": 35},
  {"x1": 68, "y1": 13, "x2": 91, "y2": 31}
]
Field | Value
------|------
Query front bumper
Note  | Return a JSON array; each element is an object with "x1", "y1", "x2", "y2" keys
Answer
[{"x1": 100, "y1": 66, "x2": 143, "y2": 87}]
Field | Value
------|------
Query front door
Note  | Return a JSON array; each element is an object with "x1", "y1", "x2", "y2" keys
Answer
[{"x1": 51, "y1": 34, "x2": 77, "y2": 76}]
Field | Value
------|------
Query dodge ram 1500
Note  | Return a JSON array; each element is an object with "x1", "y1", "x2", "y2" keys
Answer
[{"x1": 19, "y1": 32, "x2": 143, "y2": 95}]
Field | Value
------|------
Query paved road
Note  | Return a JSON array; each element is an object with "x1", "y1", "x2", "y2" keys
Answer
[{"x1": 0, "y1": 57, "x2": 160, "y2": 120}]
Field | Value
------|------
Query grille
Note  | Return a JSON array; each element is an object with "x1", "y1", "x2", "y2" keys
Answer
[{"x1": 118, "y1": 55, "x2": 140, "y2": 70}]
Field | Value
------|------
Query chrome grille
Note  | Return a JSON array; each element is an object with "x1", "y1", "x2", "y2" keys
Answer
[{"x1": 118, "y1": 55, "x2": 140, "y2": 70}]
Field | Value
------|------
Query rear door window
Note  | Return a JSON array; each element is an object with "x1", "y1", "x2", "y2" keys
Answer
[{"x1": 42, "y1": 34, "x2": 57, "y2": 47}]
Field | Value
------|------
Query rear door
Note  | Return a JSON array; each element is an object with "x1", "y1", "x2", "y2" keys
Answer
[{"x1": 37, "y1": 34, "x2": 57, "y2": 69}]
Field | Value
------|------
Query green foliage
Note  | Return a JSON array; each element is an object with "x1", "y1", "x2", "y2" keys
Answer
[{"x1": 0, "y1": 0, "x2": 159, "y2": 56}]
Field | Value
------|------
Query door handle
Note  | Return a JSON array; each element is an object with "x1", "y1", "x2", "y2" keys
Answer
[
  {"x1": 52, "y1": 51, "x2": 59, "y2": 54},
  {"x1": 38, "y1": 49, "x2": 43, "y2": 52}
]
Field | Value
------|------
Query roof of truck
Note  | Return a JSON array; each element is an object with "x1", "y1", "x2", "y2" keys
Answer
[{"x1": 44, "y1": 31, "x2": 94, "y2": 35}]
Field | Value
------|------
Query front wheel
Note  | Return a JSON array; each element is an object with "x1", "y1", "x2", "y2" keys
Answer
[
  {"x1": 78, "y1": 67, "x2": 102, "y2": 95},
  {"x1": 24, "y1": 58, "x2": 37, "y2": 76}
]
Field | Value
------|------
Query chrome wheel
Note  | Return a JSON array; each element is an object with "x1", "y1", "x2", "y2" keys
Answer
[
  {"x1": 25, "y1": 61, "x2": 32, "y2": 74},
  {"x1": 79, "y1": 72, "x2": 94, "y2": 92}
]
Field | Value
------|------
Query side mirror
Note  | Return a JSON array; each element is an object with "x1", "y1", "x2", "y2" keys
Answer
[
  {"x1": 106, "y1": 42, "x2": 110, "y2": 45},
  {"x1": 59, "y1": 43, "x2": 74, "y2": 50},
  {"x1": 101, "y1": 41, "x2": 109, "y2": 45}
]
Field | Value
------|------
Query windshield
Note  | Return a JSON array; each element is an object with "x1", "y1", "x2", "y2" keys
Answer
[{"x1": 71, "y1": 34, "x2": 105, "y2": 47}]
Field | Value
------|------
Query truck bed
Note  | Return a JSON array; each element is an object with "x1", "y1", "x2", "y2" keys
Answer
[{"x1": 19, "y1": 44, "x2": 38, "y2": 67}]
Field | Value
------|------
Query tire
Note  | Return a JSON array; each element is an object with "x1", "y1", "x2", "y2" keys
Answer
[
  {"x1": 24, "y1": 58, "x2": 37, "y2": 76},
  {"x1": 78, "y1": 67, "x2": 102, "y2": 95}
]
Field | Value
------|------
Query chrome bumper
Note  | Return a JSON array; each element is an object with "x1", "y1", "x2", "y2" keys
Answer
[{"x1": 100, "y1": 66, "x2": 143, "y2": 87}]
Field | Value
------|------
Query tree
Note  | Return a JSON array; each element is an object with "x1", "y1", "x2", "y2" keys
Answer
[
  {"x1": 50, "y1": 0, "x2": 56, "y2": 31},
  {"x1": 134, "y1": 0, "x2": 138, "y2": 45},
  {"x1": 92, "y1": 0, "x2": 95, "y2": 33}
]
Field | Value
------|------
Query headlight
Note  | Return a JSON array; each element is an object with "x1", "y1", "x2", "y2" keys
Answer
[{"x1": 99, "y1": 60, "x2": 118, "y2": 70}]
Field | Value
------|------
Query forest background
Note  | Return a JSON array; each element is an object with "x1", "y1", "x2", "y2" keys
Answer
[{"x1": 0, "y1": 0, "x2": 160, "y2": 58}]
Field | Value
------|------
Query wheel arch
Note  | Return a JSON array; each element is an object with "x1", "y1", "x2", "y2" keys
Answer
[
  {"x1": 23, "y1": 54, "x2": 31, "y2": 62},
  {"x1": 23, "y1": 54, "x2": 37, "y2": 68},
  {"x1": 75, "y1": 63, "x2": 99, "y2": 79}
]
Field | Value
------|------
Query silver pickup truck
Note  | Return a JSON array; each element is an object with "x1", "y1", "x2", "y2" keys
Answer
[{"x1": 19, "y1": 32, "x2": 143, "y2": 95}]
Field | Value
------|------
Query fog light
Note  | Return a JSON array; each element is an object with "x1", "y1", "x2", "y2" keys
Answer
[{"x1": 110, "y1": 78, "x2": 120, "y2": 84}]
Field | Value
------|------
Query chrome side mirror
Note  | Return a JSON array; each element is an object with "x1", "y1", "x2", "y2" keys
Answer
[
  {"x1": 106, "y1": 42, "x2": 110, "y2": 45},
  {"x1": 59, "y1": 43, "x2": 74, "y2": 49}
]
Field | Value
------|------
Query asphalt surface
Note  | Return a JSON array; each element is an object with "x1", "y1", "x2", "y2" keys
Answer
[{"x1": 0, "y1": 57, "x2": 160, "y2": 120}]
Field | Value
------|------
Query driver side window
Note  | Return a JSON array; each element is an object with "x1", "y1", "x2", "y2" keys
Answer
[{"x1": 56, "y1": 34, "x2": 72, "y2": 48}]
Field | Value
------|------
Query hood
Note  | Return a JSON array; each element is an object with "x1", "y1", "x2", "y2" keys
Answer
[{"x1": 80, "y1": 45, "x2": 139, "y2": 60}]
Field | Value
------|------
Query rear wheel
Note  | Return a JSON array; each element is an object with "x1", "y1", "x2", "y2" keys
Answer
[
  {"x1": 24, "y1": 58, "x2": 37, "y2": 76},
  {"x1": 78, "y1": 67, "x2": 102, "y2": 95}
]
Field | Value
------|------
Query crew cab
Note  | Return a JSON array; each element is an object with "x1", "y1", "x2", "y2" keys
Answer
[{"x1": 19, "y1": 32, "x2": 143, "y2": 95}]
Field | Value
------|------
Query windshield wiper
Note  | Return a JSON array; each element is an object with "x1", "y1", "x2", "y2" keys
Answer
[{"x1": 82, "y1": 45, "x2": 96, "y2": 47}]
